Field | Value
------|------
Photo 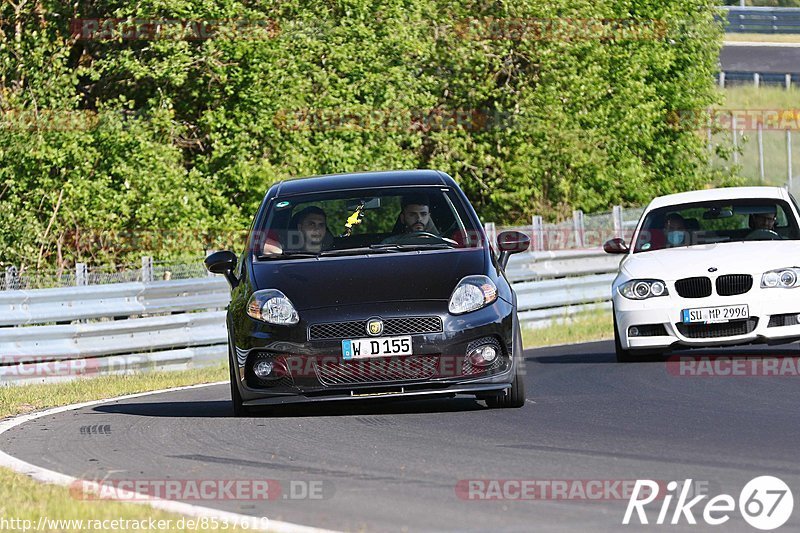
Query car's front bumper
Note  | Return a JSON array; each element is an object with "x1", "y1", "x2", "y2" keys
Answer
[
  {"x1": 614, "y1": 286, "x2": 800, "y2": 351},
  {"x1": 230, "y1": 299, "x2": 519, "y2": 405}
]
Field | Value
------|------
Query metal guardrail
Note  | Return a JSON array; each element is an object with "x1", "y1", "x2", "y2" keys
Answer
[
  {"x1": 0, "y1": 250, "x2": 620, "y2": 385},
  {"x1": 721, "y1": 6, "x2": 800, "y2": 34}
]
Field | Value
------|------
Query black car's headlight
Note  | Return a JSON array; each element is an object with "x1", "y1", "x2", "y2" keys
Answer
[
  {"x1": 246, "y1": 289, "x2": 300, "y2": 325},
  {"x1": 448, "y1": 275, "x2": 498, "y2": 315},
  {"x1": 619, "y1": 279, "x2": 668, "y2": 300},
  {"x1": 761, "y1": 268, "x2": 800, "y2": 288}
]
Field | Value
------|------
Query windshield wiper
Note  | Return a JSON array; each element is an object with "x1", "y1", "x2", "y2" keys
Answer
[
  {"x1": 318, "y1": 247, "x2": 399, "y2": 257},
  {"x1": 369, "y1": 243, "x2": 456, "y2": 251},
  {"x1": 256, "y1": 251, "x2": 318, "y2": 260}
]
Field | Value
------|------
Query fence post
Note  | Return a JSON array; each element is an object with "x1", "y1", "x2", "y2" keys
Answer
[
  {"x1": 484, "y1": 222, "x2": 496, "y2": 252},
  {"x1": 141, "y1": 256, "x2": 153, "y2": 283},
  {"x1": 4, "y1": 266, "x2": 19, "y2": 291},
  {"x1": 788, "y1": 129, "x2": 794, "y2": 192},
  {"x1": 75, "y1": 263, "x2": 87, "y2": 286},
  {"x1": 612, "y1": 205, "x2": 623, "y2": 240},
  {"x1": 754, "y1": 72, "x2": 760, "y2": 88},
  {"x1": 572, "y1": 210, "x2": 585, "y2": 248},
  {"x1": 758, "y1": 122, "x2": 765, "y2": 183},
  {"x1": 531, "y1": 215, "x2": 544, "y2": 252}
]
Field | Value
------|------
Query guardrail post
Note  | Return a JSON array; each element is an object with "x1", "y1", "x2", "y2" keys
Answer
[
  {"x1": 75, "y1": 263, "x2": 87, "y2": 286},
  {"x1": 572, "y1": 210, "x2": 585, "y2": 248},
  {"x1": 754, "y1": 72, "x2": 760, "y2": 88},
  {"x1": 484, "y1": 222, "x2": 496, "y2": 252},
  {"x1": 786, "y1": 73, "x2": 792, "y2": 90},
  {"x1": 4, "y1": 266, "x2": 19, "y2": 291},
  {"x1": 612, "y1": 206, "x2": 623, "y2": 240},
  {"x1": 758, "y1": 122, "x2": 765, "y2": 183},
  {"x1": 788, "y1": 129, "x2": 793, "y2": 191},
  {"x1": 141, "y1": 256, "x2": 153, "y2": 283},
  {"x1": 531, "y1": 215, "x2": 544, "y2": 252},
  {"x1": 719, "y1": 71, "x2": 725, "y2": 89}
]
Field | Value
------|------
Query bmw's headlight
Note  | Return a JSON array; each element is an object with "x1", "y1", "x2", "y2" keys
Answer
[
  {"x1": 246, "y1": 289, "x2": 300, "y2": 325},
  {"x1": 619, "y1": 279, "x2": 669, "y2": 300},
  {"x1": 761, "y1": 268, "x2": 800, "y2": 289},
  {"x1": 449, "y1": 275, "x2": 498, "y2": 315}
]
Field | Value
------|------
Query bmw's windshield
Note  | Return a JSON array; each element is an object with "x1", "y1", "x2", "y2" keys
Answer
[
  {"x1": 633, "y1": 198, "x2": 800, "y2": 253},
  {"x1": 252, "y1": 187, "x2": 482, "y2": 259}
]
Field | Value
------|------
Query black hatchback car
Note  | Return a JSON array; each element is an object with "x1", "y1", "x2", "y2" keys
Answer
[{"x1": 206, "y1": 170, "x2": 530, "y2": 415}]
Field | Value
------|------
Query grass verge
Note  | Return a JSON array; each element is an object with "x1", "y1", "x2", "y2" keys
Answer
[
  {"x1": 0, "y1": 363, "x2": 244, "y2": 532},
  {"x1": 724, "y1": 33, "x2": 800, "y2": 43},
  {"x1": 522, "y1": 308, "x2": 613, "y2": 349}
]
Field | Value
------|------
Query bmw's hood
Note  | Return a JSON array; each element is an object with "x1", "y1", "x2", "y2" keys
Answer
[
  {"x1": 620, "y1": 241, "x2": 800, "y2": 280},
  {"x1": 251, "y1": 249, "x2": 486, "y2": 310}
]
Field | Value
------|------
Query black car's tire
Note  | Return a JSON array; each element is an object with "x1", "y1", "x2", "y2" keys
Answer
[
  {"x1": 486, "y1": 325, "x2": 526, "y2": 408},
  {"x1": 228, "y1": 343, "x2": 249, "y2": 417},
  {"x1": 614, "y1": 313, "x2": 637, "y2": 363}
]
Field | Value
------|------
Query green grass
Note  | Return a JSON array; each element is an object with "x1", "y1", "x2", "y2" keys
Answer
[
  {"x1": 0, "y1": 363, "x2": 228, "y2": 419},
  {"x1": 0, "y1": 364, "x2": 244, "y2": 532},
  {"x1": 522, "y1": 308, "x2": 613, "y2": 349},
  {"x1": 724, "y1": 33, "x2": 800, "y2": 43}
]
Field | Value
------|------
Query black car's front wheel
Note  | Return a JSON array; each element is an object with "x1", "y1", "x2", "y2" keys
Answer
[
  {"x1": 228, "y1": 342, "x2": 249, "y2": 417},
  {"x1": 485, "y1": 325, "x2": 526, "y2": 408}
]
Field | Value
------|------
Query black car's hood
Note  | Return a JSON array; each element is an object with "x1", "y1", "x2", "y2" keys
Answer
[{"x1": 251, "y1": 249, "x2": 486, "y2": 310}]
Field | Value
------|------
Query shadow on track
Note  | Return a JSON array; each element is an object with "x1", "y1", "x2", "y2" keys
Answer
[
  {"x1": 527, "y1": 340, "x2": 800, "y2": 364},
  {"x1": 92, "y1": 396, "x2": 486, "y2": 418}
]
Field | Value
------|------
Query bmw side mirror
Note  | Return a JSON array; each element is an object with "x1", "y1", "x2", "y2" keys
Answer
[
  {"x1": 496, "y1": 231, "x2": 530, "y2": 269},
  {"x1": 205, "y1": 250, "x2": 239, "y2": 288},
  {"x1": 603, "y1": 238, "x2": 629, "y2": 254}
]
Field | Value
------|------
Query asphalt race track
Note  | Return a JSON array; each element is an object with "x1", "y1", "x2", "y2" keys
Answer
[
  {"x1": 3, "y1": 341, "x2": 800, "y2": 532},
  {"x1": 721, "y1": 44, "x2": 800, "y2": 74}
]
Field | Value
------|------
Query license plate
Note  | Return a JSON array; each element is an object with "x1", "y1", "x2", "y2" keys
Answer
[
  {"x1": 681, "y1": 304, "x2": 749, "y2": 324},
  {"x1": 342, "y1": 336, "x2": 413, "y2": 360}
]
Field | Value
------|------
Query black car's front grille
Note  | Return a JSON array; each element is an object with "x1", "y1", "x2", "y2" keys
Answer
[
  {"x1": 676, "y1": 318, "x2": 758, "y2": 338},
  {"x1": 675, "y1": 277, "x2": 713, "y2": 298},
  {"x1": 314, "y1": 356, "x2": 439, "y2": 386},
  {"x1": 716, "y1": 274, "x2": 753, "y2": 296},
  {"x1": 308, "y1": 316, "x2": 443, "y2": 340}
]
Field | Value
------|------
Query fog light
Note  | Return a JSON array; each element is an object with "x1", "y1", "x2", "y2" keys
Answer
[
  {"x1": 629, "y1": 326, "x2": 639, "y2": 337},
  {"x1": 253, "y1": 360, "x2": 274, "y2": 378},
  {"x1": 467, "y1": 344, "x2": 499, "y2": 367}
]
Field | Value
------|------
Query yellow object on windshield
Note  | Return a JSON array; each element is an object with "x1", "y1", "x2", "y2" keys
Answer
[{"x1": 341, "y1": 201, "x2": 365, "y2": 237}]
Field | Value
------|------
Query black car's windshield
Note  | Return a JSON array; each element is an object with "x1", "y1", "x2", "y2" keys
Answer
[
  {"x1": 633, "y1": 198, "x2": 800, "y2": 253},
  {"x1": 253, "y1": 187, "x2": 481, "y2": 259}
]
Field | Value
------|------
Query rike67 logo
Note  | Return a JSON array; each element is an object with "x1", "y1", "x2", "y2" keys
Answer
[{"x1": 623, "y1": 476, "x2": 794, "y2": 530}]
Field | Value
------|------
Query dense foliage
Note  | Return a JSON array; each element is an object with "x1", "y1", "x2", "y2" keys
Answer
[{"x1": 0, "y1": 0, "x2": 734, "y2": 269}]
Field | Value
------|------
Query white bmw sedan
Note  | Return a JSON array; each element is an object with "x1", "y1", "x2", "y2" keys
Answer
[{"x1": 605, "y1": 186, "x2": 800, "y2": 362}]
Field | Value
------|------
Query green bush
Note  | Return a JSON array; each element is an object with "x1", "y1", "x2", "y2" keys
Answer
[{"x1": 0, "y1": 0, "x2": 736, "y2": 269}]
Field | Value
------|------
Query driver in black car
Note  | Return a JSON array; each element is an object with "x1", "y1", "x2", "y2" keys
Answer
[{"x1": 394, "y1": 194, "x2": 439, "y2": 235}]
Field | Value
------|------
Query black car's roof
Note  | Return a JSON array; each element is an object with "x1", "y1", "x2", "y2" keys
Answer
[{"x1": 273, "y1": 169, "x2": 452, "y2": 196}]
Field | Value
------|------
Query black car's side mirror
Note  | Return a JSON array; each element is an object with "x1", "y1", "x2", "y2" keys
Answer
[
  {"x1": 205, "y1": 250, "x2": 239, "y2": 288},
  {"x1": 603, "y1": 238, "x2": 629, "y2": 254},
  {"x1": 496, "y1": 231, "x2": 531, "y2": 269}
]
